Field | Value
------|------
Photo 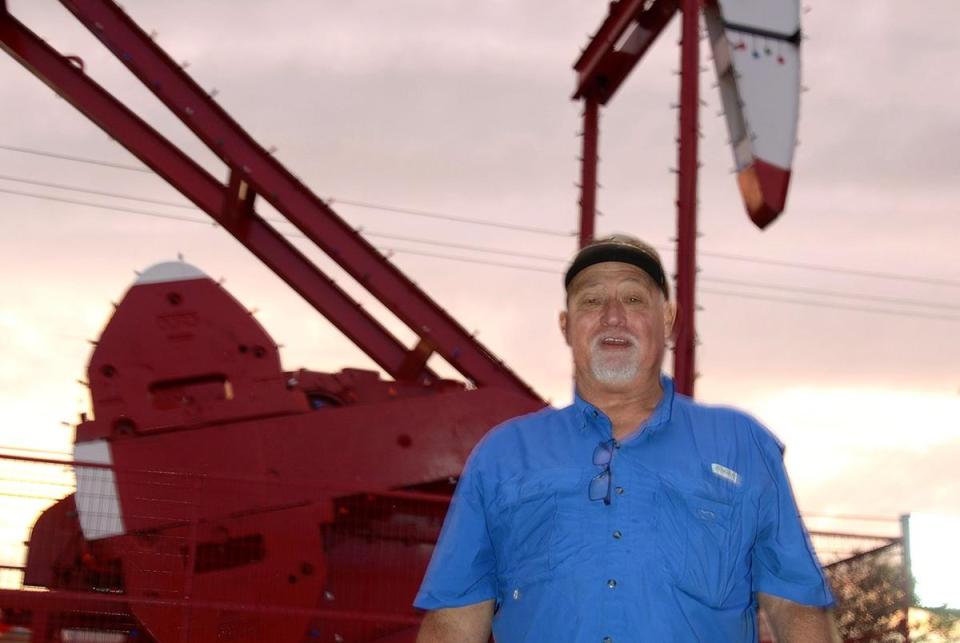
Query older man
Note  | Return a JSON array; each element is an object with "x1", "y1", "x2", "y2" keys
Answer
[{"x1": 414, "y1": 235, "x2": 838, "y2": 642}]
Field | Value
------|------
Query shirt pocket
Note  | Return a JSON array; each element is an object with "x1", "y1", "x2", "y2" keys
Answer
[
  {"x1": 490, "y1": 468, "x2": 585, "y2": 583},
  {"x1": 655, "y1": 477, "x2": 742, "y2": 607}
]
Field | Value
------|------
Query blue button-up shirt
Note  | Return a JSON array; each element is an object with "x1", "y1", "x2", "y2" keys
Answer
[{"x1": 415, "y1": 376, "x2": 833, "y2": 642}]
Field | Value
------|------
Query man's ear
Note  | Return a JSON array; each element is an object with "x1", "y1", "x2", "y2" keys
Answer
[
  {"x1": 664, "y1": 300, "x2": 677, "y2": 339},
  {"x1": 559, "y1": 310, "x2": 570, "y2": 346}
]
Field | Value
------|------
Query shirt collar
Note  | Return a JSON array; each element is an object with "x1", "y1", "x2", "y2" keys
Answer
[{"x1": 572, "y1": 374, "x2": 676, "y2": 437}]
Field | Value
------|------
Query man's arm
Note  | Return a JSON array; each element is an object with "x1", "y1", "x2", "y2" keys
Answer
[
  {"x1": 416, "y1": 601, "x2": 495, "y2": 643},
  {"x1": 758, "y1": 593, "x2": 841, "y2": 643}
]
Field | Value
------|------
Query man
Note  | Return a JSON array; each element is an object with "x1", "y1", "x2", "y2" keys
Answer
[{"x1": 414, "y1": 235, "x2": 838, "y2": 642}]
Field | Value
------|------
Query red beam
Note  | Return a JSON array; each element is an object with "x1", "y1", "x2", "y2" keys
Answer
[
  {"x1": 672, "y1": 0, "x2": 699, "y2": 397},
  {"x1": 578, "y1": 98, "x2": 599, "y2": 249},
  {"x1": 0, "y1": 13, "x2": 436, "y2": 385},
  {"x1": 573, "y1": 0, "x2": 679, "y2": 103},
  {"x1": 57, "y1": 0, "x2": 540, "y2": 401}
]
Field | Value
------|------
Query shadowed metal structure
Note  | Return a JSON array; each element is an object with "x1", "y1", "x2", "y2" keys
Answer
[
  {"x1": 0, "y1": 1, "x2": 544, "y2": 641},
  {"x1": 572, "y1": 0, "x2": 803, "y2": 397}
]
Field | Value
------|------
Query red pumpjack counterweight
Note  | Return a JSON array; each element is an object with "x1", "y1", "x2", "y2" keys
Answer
[{"x1": 1, "y1": 2, "x2": 545, "y2": 641}]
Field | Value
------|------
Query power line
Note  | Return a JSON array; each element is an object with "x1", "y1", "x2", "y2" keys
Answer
[
  {"x1": 383, "y1": 246, "x2": 559, "y2": 274},
  {"x1": 330, "y1": 197, "x2": 576, "y2": 237},
  {"x1": 703, "y1": 276, "x2": 960, "y2": 312},
  {"x1": 3, "y1": 145, "x2": 959, "y2": 289},
  {"x1": 0, "y1": 187, "x2": 216, "y2": 226},
  {"x1": 3, "y1": 174, "x2": 960, "y2": 312},
  {"x1": 364, "y1": 229, "x2": 568, "y2": 263},
  {"x1": 0, "y1": 172, "x2": 572, "y2": 257},
  {"x1": 6, "y1": 171, "x2": 960, "y2": 311},
  {"x1": 0, "y1": 146, "x2": 573, "y2": 236},
  {"x1": 384, "y1": 247, "x2": 960, "y2": 322},
  {"x1": 0, "y1": 143, "x2": 150, "y2": 173},
  {"x1": 698, "y1": 288, "x2": 960, "y2": 323},
  {"x1": 3, "y1": 186, "x2": 959, "y2": 323},
  {"x1": 0, "y1": 173, "x2": 194, "y2": 209},
  {"x1": 698, "y1": 249, "x2": 960, "y2": 289}
]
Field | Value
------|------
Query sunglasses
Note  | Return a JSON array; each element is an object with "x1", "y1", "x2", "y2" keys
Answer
[{"x1": 589, "y1": 438, "x2": 618, "y2": 505}]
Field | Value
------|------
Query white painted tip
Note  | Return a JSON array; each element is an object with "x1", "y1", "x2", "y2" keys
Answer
[
  {"x1": 135, "y1": 261, "x2": 207, "y2": 285},
  {"x1": 74, "y1": 440, "x2": 126, "y2": 540}
]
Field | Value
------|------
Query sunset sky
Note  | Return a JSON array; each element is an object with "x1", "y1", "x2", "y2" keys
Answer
[{"x1": 1, "y1": 0, "x2": 958, "y2": 544}]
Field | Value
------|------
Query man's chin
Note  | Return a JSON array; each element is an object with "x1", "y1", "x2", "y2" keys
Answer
[{"x1": 590, "y1": 364, "x2": 640, "y2": 386}]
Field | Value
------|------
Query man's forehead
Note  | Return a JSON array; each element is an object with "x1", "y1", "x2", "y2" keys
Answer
[{"x1": 568, "y1": 261, "x2": 659, "y2": 291}]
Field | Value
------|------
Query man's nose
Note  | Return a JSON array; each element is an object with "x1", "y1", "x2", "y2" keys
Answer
[{"x1": 601, "y1": 298, "x2": 625, "y2": 326}]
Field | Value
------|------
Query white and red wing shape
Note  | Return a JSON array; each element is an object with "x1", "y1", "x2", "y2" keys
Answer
[{"x1": 704, "y1": 0, "x2": 801, "y2": 228}]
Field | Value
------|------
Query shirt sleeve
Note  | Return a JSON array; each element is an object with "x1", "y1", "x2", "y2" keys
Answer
[
  {"x1": 413, "y1": 447, "x2": 498, "y2": 610},
  {"x1": 751, "y1": 430, "x2": 835, "y2": 607}
]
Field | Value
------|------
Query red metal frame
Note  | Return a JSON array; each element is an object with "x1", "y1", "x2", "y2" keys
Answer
[
  {"x1": 577, "y1": 97, "x2": 599, "y2": 249},
  {"x1": 572, "y1": 0, "x2": 703, "y2": 396},
  {"x1": 0, "y1": 259, "x2": 540, "y2": 641},
  {"x1": 1, "y1": 0, "x2": 540, "y2": 401},
  {"x1": 0, "y1": 2, "x2": 550, "y2": 640},
  {"x1": 673, "y1": 0, "x2": 701, "y2": 397},
  {"x1": 573, "y1": 0, "x2": 680, "y2": 104}
]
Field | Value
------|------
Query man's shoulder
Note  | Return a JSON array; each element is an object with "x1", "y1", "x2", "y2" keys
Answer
[
  {"x1": 672, "y1": 394, "x2": 785, "y2": 454},
  {"x1": 464, "y1": 403, "x2": 577, "y2": 476},
  {"x1": 477, "y1": 404, "x2": 570, "y2": 447}
]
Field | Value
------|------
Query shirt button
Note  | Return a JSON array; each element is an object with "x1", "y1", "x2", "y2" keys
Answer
[
  {"x1": 612, "y1": 530, "x2": 622, "y2": 539},
  {"x1": 603, "y1": 637, "x2": 613, "y2": 643},
  {"x1": 607, "y1": 578, "x2": 617, "y2": 589},
  {"x1": 615, "y1": 486, "x2": 625, "y2": 495}
]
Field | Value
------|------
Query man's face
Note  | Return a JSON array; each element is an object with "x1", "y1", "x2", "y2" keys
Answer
[{"x1": 559, "y1": 261, "x2": 675, "y2": 392}]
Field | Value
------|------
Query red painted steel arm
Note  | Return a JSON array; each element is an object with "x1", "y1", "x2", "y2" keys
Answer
[
  {"x1": 672, "y1": 0, "x2": 700, "y2": 397},
  {"x1": 578, "y1": 98, "x2": 599, "y2": 249},
  {"x1": 56, "y1": 0, "x2": 539, "y2": 400},
  {"x1": 573, "y1": 0, "x2": 678, "y2": 103},
  {"x1": 0, "y1": 11, "x2": 434, "y2": 383}
]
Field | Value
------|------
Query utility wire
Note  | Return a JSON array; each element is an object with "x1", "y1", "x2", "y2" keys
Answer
[
  {"x1": 363, "y1": 229, "x2": 568, "y2": 263},
  {"x1": 3, "y1": 145, "x2": 958, "y2": 289},
  {"x1": 703, "y1": 276, "x2": 960, "y2": 312},
  {"x1": 2, "y1": 175, "x2": 960, "y2": 311},
  {"x1": 3, "y1": 186, "x2": 959, "y2": 323},
  {"x1": 0, "y1": 173, "x2": 194, "y2": 209},
  {"x1": 698, "y1": 288, "x2": 960, "y2": 323},
  {"x1": 382, "y1": 246, "x2": 558, "y2": 274},
  {"x1": 328, "y1": 197, "x2": 575, "y2": 237},
  {"x1": 0, "y1": 187, "x2": 216, "y2": 226},
  {"x1": 381, "y1": 245, "x2": 960, "y2": 322},
  {"x1": 698, "y1": 249, "x2": 960, "y2": 289},
  {"x1": 0, "y1": 143, "x2": 150, "y2": 173},
  {"x1": 7, "y1": 174, "x2": 960, "y2": 310},
  {"x1": 0, "y1": 147, "x2": 572, "y2": 236},
  {"x1": 8, "y1": 166, "x2": 959, "y2": 304},
  {"x1": 0, "y1": 171, "x2": 567, "y2": 259}
]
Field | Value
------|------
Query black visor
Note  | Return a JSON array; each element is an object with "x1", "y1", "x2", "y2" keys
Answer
[{"x1": 564, "y1": 242, "x2": 668, "y2": 298}]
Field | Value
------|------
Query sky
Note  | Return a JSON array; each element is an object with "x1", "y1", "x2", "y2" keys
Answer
[{"x1": 1, "y1": 0, "x2": 958, "y2": 550}]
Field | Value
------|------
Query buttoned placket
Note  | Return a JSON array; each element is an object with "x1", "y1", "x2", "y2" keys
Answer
[
  {"x1": 584, "y1": 406, "x2": 628, "y2": 643},
  {"x1": 580, "y1": 394, "x2": 670, "y2": 643}
]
